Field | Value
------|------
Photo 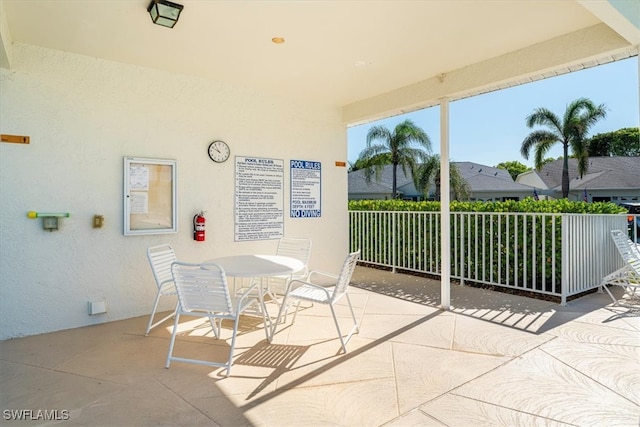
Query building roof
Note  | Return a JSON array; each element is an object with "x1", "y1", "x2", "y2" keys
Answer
[
  {"x1": 348, "y1": 165, "x2": 413, "y2": 196},
  {"x1": 464, "y1": 173, "x2": 536, "y2": 193},
  {"x1": 535, "y1": 156, "x2": 640, "y2": 191},
  {"x1": 456, "y1": 162, "x2": 512, "y2": 181},
  {"x1": 348, "y1": 162, "x2": 536, "y2": 197}
]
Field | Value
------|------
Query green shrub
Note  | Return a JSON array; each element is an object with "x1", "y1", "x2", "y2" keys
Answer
[{"x1": 349, "y1": 198, "x2": 627, "y2": 214}]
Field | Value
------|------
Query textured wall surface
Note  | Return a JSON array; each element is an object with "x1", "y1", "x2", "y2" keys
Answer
[{"x1": 0, "y1": 44, "x2": 347, "y2": 340}]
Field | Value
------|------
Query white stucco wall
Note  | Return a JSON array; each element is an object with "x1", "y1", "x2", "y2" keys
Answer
[{"x1": 0, "y1": 44, "x2": 348, "y2": 340}]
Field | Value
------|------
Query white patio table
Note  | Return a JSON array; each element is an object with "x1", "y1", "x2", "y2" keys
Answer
[{"x1": 202, "y1": 254, "x2": 304, "y2": 340}]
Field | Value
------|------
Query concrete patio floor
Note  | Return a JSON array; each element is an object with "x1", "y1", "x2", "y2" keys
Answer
[{"x1": 1, "y1": 266, "x2": 639, "y2": 426}]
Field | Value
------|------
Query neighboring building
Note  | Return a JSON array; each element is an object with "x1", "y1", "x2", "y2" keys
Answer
[
  {"x1": 348, "y1": 166, "x2": 415, "y2": 200},
  {"x1": 455, "y1": 162, "x2": 538, "y2": 201},
  {"x1": 516, "y1": 169, "x2": 552, "y2": 200},
  {"x1": 516, "y1": 157, "x2": 640, "y2": 203},
  {"x1": 348, "y1": 162, "x2": 538, "y2": 201}
]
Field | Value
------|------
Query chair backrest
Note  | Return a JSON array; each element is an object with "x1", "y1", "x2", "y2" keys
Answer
[
  {"x1": 611, "y1": 230, "x2": 640, "y2": 274},
  {"x1": 331, "y1": 250, "x2": 361, "y2": 303},
  {"x1": 277, "y1": 237, "x2": 312, "y2": 275},
  {"x1": 147, "y1": 244, "x2": 177, "y2": 289},
  {"x1": 171, "y1": 262, "x2": 234, "y2": 314}
]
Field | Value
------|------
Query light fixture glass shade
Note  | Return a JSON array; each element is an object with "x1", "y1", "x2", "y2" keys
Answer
[{"x1": 147, "y1": 0, "x2": 183, "y2": 28}]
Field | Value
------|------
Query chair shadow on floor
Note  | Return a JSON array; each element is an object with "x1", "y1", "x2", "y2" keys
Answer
[
  {"x1": 602, "y1": 305, "x2": 640, "y2": 323},
  {"x1": 170, "y1": 314, "x2": 267, "y2": 338},
  {"x1": 170, "y1": 312, "x2": 322, "y2": 388},
  {"x1": 223, "y1": 315, "x2": 268, "y2": 334},
  {"x1": 234, "y1": 341, "x2": 309, "y2": 399}
]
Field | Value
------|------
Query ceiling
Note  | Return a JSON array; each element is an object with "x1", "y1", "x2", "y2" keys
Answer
[{"x1": 1, "y1": 1, "x2": 638, "y2": 124}]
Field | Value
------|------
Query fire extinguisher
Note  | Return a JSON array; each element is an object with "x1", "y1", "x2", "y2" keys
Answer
[{"x1": 193, "y1": 211, "x2": 206, "y2": 242}]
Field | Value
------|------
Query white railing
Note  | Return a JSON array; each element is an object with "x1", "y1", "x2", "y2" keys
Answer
[{"x1": 349, "y1": 211, "x2": 627, "y2": 305}]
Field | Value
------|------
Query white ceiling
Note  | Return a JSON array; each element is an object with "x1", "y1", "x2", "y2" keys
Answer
[{"x1": 1, "y1": 0, "x2": 638, "y2": 124}]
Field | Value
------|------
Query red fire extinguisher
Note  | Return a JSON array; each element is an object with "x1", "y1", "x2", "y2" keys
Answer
[{"x1": 193, "y1": 211, "x2": 206, "y2": 242}]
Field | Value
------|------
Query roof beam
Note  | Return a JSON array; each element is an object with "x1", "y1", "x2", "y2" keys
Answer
[
  {"x1": 0, "y1": 0, "x2": 13, "y2": 69},
  {"x1": 343, "y1": 23, "x2": 634, "y2": 126},
  {"x1": 577, "y1": 0, "x2": 640, "y2": 45}
]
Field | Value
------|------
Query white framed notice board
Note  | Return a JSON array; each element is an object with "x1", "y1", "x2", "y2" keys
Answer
[{"x1": 123, "y1": 157, "x2": 177, "y2": 236}]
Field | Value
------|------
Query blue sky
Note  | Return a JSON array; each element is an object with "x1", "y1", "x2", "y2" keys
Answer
[{"x1": 347, "y1": 57, "x2": 639, "y2": 168}]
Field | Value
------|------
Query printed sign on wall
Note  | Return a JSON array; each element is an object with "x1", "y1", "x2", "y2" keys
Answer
[
  {"x1": 234, "y1": 156, "x2": 284, "y2": 241},
  {"x1": 290, "y1": 159, "x2": 321, "y2": 218}
]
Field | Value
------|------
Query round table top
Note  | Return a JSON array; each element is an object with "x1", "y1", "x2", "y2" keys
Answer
[{"x1": 203, "y1": 254, "x2": 304, "y2": 278}]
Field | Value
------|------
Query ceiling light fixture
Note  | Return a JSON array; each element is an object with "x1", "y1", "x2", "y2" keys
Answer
[
  {"x1": 271, "y1": 37, "x2": 285, "y2": 44},
  {"x1": 147, "y1": 0, "x2": 184, "y2": 28}
]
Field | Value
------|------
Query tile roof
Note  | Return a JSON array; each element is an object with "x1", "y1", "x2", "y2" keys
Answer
[
  {"x1": 535, "y1": 156, "x2": 640, "y2": 191},
  {"x1": 348, "y1": 162, "x2": 535, "y2": 196},
  {"x1": 465, "y1": 173, "x2": 535, "y2": 192},
  {"x1": 348, "y1": 165, "x2": 412, "y2": 195},
  {"x1": 455, "y1": 161, "x2": 514, "y2": 182}
]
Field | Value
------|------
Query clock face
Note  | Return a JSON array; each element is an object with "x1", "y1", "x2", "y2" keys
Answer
[{"x1": 208, "y1": 140, "x2": 230, "y2": 163}]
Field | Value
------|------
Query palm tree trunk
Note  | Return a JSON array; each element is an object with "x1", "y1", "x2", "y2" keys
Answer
[
  {"x1": 392, "y1": 162, "x2": 398, "y2": 198},
  {"x1": 562, "y1": 143, "x2": 569, "y2": 198}
]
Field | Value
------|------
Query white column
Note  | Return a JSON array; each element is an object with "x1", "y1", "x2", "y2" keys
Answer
[{"x1": 439, "y1": 98, "x2": 451, "y2": 310}]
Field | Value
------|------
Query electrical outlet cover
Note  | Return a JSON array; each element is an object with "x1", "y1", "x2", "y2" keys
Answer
[{"x1": 43, "y1": 217, "x2": 58, "y2": 230}]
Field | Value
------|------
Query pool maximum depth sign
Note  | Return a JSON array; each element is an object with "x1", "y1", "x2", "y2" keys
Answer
[{"x1": 290, "y1": 160, "x2": 321, "y2": 218}]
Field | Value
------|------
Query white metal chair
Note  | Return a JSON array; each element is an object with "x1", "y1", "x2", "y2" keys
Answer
[
  {"x1": 600, "y1": 230, "x2": 640, "y2": 306},
  {"x1": 165, "y1": 262, "x2": 268, "y2": 376},
  {"x1": 273, "y1": 250, "x2": 361, "y2": 353},
  {"x1": 145, "y1": 244, "x2": 179, "y2": 335},
  {"x1": 267, "y1": 237, "x2": 312, "y2": 300}
]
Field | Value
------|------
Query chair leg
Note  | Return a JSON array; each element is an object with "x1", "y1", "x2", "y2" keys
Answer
[
  {"x1": 165, "y1": 312, "x2": 181, "y2": 368},
  {"x1": 330, "y1": 295, "x2": 359, "y2": 354},
  {"x1": 279, "y1": 286, "x2": 309, "y2": 324},
  {"x1": 601, "y1": 283, "x2": 619, "y2": 305},
  {"x1": 291, "y1": 299, "x2": 302, "y2": 324},
  {"x1": 256, "y1": 292, "x2": 271, "y2": 341},
  {"x1": 329, "y1": 304, "x2": 348, "y2": 353},
  {"x1": 145, "y1": 290, "x2": 162, "y2": 335},
  {"x1": 209, "y1": 317, "x2": 220, "y2": 339},
  {"x1": 146, "y1": 294, "x2": 177, "y2": 336},
  {"x1": 226, "y1": 316, "x2": 242, "y2": 377},
  {"x1": 280, "y1": 301, "x2": 292, "y2": 324},
  {"x1": 265, "y1": 282, "x2": 282, "y2": 311},
  {"x1": 346, "y1": 294, "x2": 360, "y2": 334},
  {"x1": 271, "y1": 294, "x2": 290, "y2": 340}
]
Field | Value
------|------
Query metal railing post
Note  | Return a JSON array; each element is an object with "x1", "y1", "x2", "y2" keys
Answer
[{"x1": 392, "y1": 211, "x2": 397, "y2": 273}]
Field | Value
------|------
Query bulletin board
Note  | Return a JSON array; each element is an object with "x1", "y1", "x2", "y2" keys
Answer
[{"x1": 123, "y1": 157, "x2": 177, "y2": 236}]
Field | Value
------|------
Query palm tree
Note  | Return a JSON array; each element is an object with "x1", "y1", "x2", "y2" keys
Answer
[
  {"x1": 414, "y1": 155, "x2": 470, "y2": 201},
  {"x1": 520, "y1": 97, "x2": 607, "y2": 198},
  {"x1": 357, "y1": 119, "x2": 431, "y2": 198},
  {"x1": 348, "y1": 152, "x2": 391, "y2": 172}
]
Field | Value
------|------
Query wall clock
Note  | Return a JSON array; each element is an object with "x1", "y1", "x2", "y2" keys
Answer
[{"x1": 208, "y1": 140, "x2": 230, "y2": 163}]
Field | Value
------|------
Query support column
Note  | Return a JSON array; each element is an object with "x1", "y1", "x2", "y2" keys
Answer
[{"x1": 439, "y1": 97, "x2": 451, "y2": 310}]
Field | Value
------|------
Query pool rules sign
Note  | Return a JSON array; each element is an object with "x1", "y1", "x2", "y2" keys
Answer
[
  {"x1": 290, "y1": 160, "x2": 321, "y2": 218},
  {"x1": 235, "y1": 156, "x2": 284, "y2": 241}
]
